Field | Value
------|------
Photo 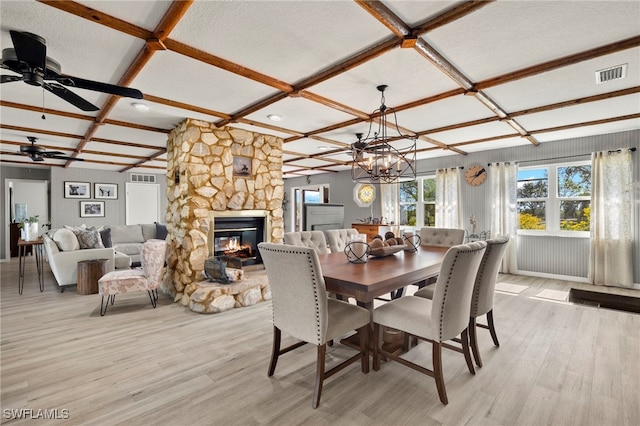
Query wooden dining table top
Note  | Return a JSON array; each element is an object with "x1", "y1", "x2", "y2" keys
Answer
[{"x1": 318, "y1": 245, "x2": 448, "y2": 306}]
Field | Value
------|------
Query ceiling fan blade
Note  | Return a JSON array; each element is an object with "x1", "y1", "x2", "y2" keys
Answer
[
  {"x1": 1, "y1": 74, "x2": 23, "y2": 84},
  {"x1": 55, "y1": 75, "x2": 143, "y2": 99},
  {"x1": 10, "y1": 31, "x2": 47, "y2": 70},
  {"x1": 43, "y1": 82, "x2": 99, "y2": 111},
  {"x1": 40, "y1": 151, "x2": 67, "y2": 157}
]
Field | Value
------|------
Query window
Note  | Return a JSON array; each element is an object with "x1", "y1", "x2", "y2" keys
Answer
[
  {"x1": 399, "y1": 177, "x2": 436, "y2": 228},
  {"x1": 517, "y1": 162, "x2": 590, "y2": 234}
]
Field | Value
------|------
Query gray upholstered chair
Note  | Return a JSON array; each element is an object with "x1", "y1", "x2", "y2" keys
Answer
[
  {"x1": 415, "y1": 236, "x2": 509, "y2": 367},
  {"x1": 257, "y1": 242, "x2": 370, "y2": 409},
  {"x1": 283, "y1": 231, "x2": 330, "y2": 254},
  {"x1": 419, "y1": 227, "x2": 466, "y2": 247},
  {"x1": 325, "y1": 228, "x2": 359, "y2": 253},
  {"x1": 372, "y1": 241, "x2": 487, "y2": 405}
]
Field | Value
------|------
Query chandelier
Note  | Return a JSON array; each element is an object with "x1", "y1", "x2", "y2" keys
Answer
[{"x1": 351, "y1": 85, "x2": 417, "y2": 183}]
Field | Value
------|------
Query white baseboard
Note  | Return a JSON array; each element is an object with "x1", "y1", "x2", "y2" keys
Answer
[{"x1": 517, "y1": 270, "x2": 640, "y2": 289}]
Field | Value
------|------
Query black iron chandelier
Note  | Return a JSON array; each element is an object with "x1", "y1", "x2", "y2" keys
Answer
[{"x1": 351, "y1": 85, "x2": 417, "y2": 183}]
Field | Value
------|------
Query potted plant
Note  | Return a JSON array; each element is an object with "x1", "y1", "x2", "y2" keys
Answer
[{"x1": 18, "y1": 215, "x2": 39, "y2": 241}]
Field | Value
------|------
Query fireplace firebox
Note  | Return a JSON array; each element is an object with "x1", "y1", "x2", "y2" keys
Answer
[{"x1": 209, "y1": 210, "x2": 271, "y2": 267}]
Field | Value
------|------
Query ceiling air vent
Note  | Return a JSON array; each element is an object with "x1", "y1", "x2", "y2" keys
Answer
[
  {"x1": 129, "y1": 173, "x2": 156, "y2": 183},
  {"x1": 595, "y1": 64, "x2": 627, "y2": 84}
]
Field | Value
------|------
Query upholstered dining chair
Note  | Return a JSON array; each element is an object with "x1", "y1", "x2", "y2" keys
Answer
[
  {"x1": 325, "y1": 228, "x2": 359, "y2": 253},
  {"x1": 283, "y1": 231, "x2": 330, "y2": 254},
  {"x1": 415, "y1": 236, "x2": 509, "y2": 367},
  {"x1": 97, "y1": 239, "x2": 167, "y2": 316},
  {"x1": 372, "y1": 241, "x2": 487, "y2": 405},
  {"x1": 258, "y1": 242, "x2": 370, "y2": 409}
]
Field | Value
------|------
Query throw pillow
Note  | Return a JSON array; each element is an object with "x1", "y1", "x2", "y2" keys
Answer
[
  {"x1": 74, "y1": 229, "x2": 105, "y2": 249},
  {"x1": 99, "y1": 228, "x2": 113, "y2": 248},
  {"x1": 155, "y1": 222, "x2": 168, "y2": 240},
  {"x1": 51, "y1": 228, "x2": 80, "y2": 251}
]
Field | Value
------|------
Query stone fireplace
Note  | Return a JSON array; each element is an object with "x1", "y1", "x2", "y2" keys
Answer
[{"x1": 163, "y1": 118, "x2": 284, "y2": 312}]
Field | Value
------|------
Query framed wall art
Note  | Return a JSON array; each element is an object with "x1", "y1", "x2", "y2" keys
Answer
[
  {"x1": 232, "y1": 156, "x2": 252, "y2": 177},
  {"x1": 64, "y1": 181, "x2": 90, "y2": 198},
  {"x1": 80, "y1": 201, "x2": 105, "y2": 218},
  {"x1": 95, "y1": 183, "x2": 118, "y2": 199}
]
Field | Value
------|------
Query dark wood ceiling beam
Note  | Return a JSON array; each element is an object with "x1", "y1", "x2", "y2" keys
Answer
[
  {"x1": 413, "y1": 39, "x2": 475, "y2": 91},
  {"x1": 36, "y1": 0, "x2": 152, "y2": 39},
  {"x1": 307, "y1": 135, "x2": 351, "y2": 148},
  {"x1": 216, "y1": 92, "x2": 290, "y2": 127},
  {"x1": 143, "y1": 94, "x2": 231, "y2": 120},
  {"x1": 298, "y1": 91, "x2": 370, "y2": 119},
  {"x1": 356, "y1": 0, "x2": 411, "y2": 38},
  {"x1": 509, "y1": 86, "x2": 640, "y2": 118},
  {"x1": 121, "y1": 151, "x2": 167, "y2": 172},
  {"x1": 234, "y1": 118, "x2": 305, "y2": 138},
  {"x1": 284, "y1": 118, "x2": 366, "y2": 144},
  {"x1": 412, "y1": 1, "x2": 495, "y2": 34},
  {"x1": 62, "y1": 1, "x2": 194, "y2": 167},
  {"x1": 163, "y1": 39, "x2": 293, "y2": 93},
  {"x1": 476, "y1": 35, "x2": 640, "y2": 90},
  {"x1": 531, "y1": 113, "x2": 640, "y2": 135}
]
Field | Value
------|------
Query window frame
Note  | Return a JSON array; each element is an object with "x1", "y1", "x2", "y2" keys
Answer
[
  {"x1": 517, "y1": 160, "x2": 590, "y2": 237},
  {"x1": 399, "y1": 176, "x2": 436, "y2": 231}
]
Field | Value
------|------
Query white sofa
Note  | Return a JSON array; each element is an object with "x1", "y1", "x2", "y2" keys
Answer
[{"x1": 43, "y1": 233, "x2": 116, "y2": 291}]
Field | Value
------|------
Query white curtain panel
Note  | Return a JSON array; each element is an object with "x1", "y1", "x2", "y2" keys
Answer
[
  {"x1": 380, "y1": 183, "x2": 399, "y2": 226},
  {"x1": 490, "y1": 162, "x2": 518, "y2": 274},
  {"x1": 435, "y1": 168, "x2": 461, "y2": 228},
  {"x1": 589, "y1": 150, "x2": 633, "y2": 287}
]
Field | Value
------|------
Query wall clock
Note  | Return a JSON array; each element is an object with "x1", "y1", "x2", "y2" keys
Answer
[
  {"x1": 465, "y1": 165, "x2": 487, "y2": 186},
  {"x1": 354, "y1": 183, "x2": 375, "y2": 207}
]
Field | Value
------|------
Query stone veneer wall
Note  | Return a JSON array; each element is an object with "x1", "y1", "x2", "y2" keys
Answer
[{"x1": 163, "y1": 118, "x2": 284, "y2": 306}]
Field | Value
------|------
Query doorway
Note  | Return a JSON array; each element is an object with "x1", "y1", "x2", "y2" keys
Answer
[
  {"x1": 125, "y1": 182, "x2": 160, "y2": 225},
  {"x1": 292, "y1": 184, "x2": 330, "y2": 231},
  {"x1": 4, "y1": 179, "x2": 49, "y2": 260}
]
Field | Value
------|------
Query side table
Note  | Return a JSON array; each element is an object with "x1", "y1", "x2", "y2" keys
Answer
[
  {"x1": 18, "y1": 237, "x2": 44, "y2": 294},
  {"x1": 77, "y1": 259, "x2": 110, "y2": 295}
]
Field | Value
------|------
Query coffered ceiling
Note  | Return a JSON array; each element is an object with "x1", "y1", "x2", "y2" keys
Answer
[{"x1": 1, "y1": 0, "x2": 639, "y2": 178}]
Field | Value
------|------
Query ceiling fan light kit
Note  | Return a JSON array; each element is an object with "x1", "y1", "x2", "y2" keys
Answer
[
  {"x1": 1, "y1": 30, "x2": 143, "y2": 112},
  {"x1": 351, "y1": 85, "x2": 417, "y2": 184}
]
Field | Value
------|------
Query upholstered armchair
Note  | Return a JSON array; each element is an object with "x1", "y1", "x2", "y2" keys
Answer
[
  {"x1": 283, "y1": 231, "x2": 330, "y2": 254},
  {"x1": 325, "y1": 228, "x2": 359, "y2": 253},
  {"x1": 97, "y1": 239, "x2": 167, "y2": 316},
  {"x1": 258, "y1": 242, "x2": 370, "y2": 408}
]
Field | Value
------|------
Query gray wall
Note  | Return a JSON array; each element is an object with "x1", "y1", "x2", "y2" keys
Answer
[
  {"x1": 1, "y1": 165, "x2": 167, "y2": 259},
  {"x1": 284, "y1": 129, "x2": 640, "y2": 283}
]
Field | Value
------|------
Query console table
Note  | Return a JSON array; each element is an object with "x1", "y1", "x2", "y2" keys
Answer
[{"x1": 18, "y1": 237, "x2": 44, "y2": 294}]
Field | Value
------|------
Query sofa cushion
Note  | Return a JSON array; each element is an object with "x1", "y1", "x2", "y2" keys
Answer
[
  {"x1": 111, "y1": 225, "x2": 144, "y2": 244},
  {"x1": 112, "y1": 242, "x2": 143, "y2": 257},
  {"x1": 74, "y1": 228, "x2": 105, "y2": 249},
  {"x1": 99, "y1": 228, "x2": 113, "y2": 248},
  {"x1": 155, "y1": 223, "x2": 168, "y2": 240},
  {"x1": 141, "y1": 224, "x2": 156, "y2": 241},
  {"x1": 51, "y1": 228, "x2": 80, "y2": 251}
]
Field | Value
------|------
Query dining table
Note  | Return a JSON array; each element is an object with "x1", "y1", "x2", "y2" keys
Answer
[{"x1": 318, "y1": 245, "x2": 448, "y2": 313}]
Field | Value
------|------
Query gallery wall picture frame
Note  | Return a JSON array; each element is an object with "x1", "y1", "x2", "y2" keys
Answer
[
  {"x1": 232, "y1": 156, "x2": 252, "y2": 177},
  {"x1": 80, "y1": 201, "x2": 105, "y2": 218},
  {"x1": 94, "y1": 183, "x2": 118, "y2": 199},
  {"x1": 64, "y1": 181, "x2": 90, "y2": 198}
]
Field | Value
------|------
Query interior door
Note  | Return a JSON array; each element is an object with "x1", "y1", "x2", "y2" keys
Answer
[{"x1": 125, "y1": 182, "x2": 159, "y2": 225}]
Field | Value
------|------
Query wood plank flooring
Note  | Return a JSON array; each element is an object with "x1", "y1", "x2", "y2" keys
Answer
[{"x1": 1, "y1": 256, "x2": 639, "y2": 425}]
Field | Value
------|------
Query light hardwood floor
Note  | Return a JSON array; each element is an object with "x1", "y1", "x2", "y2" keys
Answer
[{"x1": 1, "y1": 256, "x2": 639, "y2": 425}]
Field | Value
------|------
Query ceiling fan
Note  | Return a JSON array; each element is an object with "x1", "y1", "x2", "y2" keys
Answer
[
  {"x1": 1, "y1": 30, "x2": 143, "y2": 111},
  {"x1": 18, "y1": 136, "x2": 84, "y2": 162}
]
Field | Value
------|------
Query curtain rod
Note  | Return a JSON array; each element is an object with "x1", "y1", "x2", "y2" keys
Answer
[
  {"x1": 488, "y1": 146, "x2": 636, "y2": 166},
  {"x1": 416, "y1": 166, "x2": 463, "y2": 177}
]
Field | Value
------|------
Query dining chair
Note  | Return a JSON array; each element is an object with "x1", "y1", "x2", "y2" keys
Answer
[
  {"x1": 257, "y1": 242, "x2": 370, "y2": 409},
  {"x1": 392, "y1": 227, "x2": 466, "y2": 299},
  {"x1": 372, "y1": 241, "x2": 487, "y2": 405},
  {"x1": 283, "y1": 231, "x2": 330, "y2": 254},
  {"x1": 414, "y1": 236, "x2": 509, "y2": 367},
  {"x1": 97, "y1": 239, "x2": 167, "y2": 316},
  {"x1": 325, "y1": 228, "x2": 359, "y2": 253}
]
